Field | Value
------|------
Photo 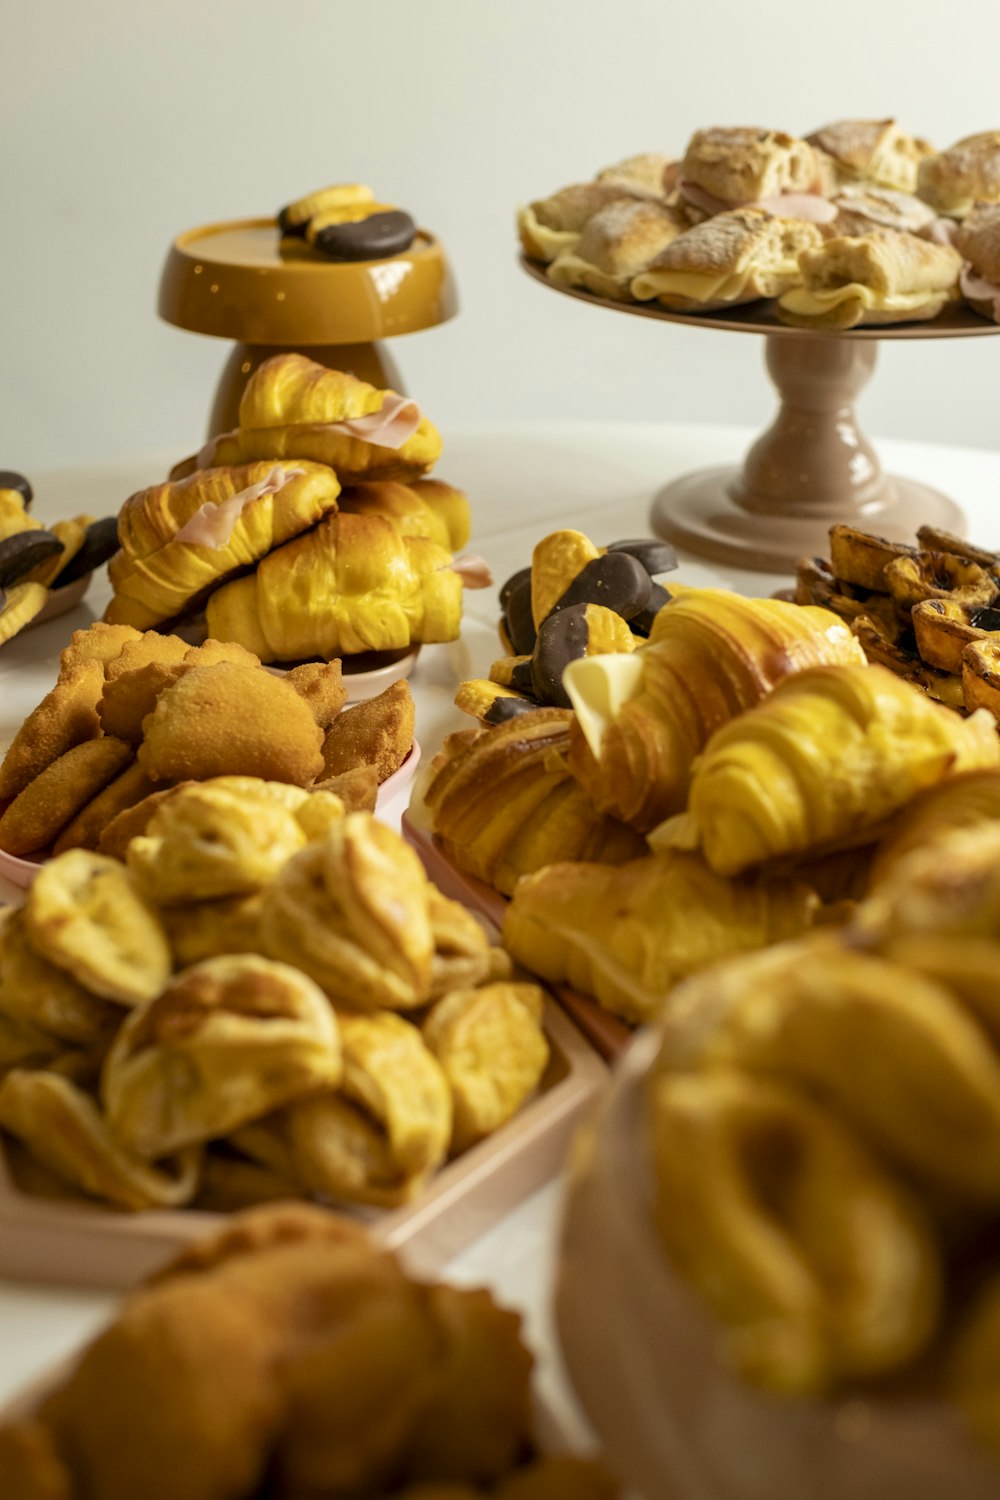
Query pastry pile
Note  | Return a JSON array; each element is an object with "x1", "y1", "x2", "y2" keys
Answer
[
  {"x1": 644, "y1": 811, "x2": 1000, "y2": 1446},
  {"x1": 519, "y1": 121, "x2": 1000, "y2": 327},
  {"x1": 0, "y1": 1203, "x2": 618, "y2": 1498},
  {"x1": 102, "y1": 353, "x2": 487, "y2": 662},
  {"x1": 0, "y1": 470, "x2": 119, "y2": 647},
  {"x1": 456, "y1": 527, "x2": 677, "y2": 725},
  {"x1": 796, "y1": 520, "x2": 1000, "y2": 717},
  {"x1": 0, "y1": 802, "x2": 552, "y2": 1213},
  {"x1": 0, "y1": 621, "x2": 413, "y2": 859}
]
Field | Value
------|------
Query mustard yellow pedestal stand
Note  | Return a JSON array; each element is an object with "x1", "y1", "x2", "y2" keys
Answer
[
  {"x1": 159, "y1": 218, "x2": 458, "y2": 439},
  {"x1": 522, "y1": 256, "x2": 1000, "y2": 572}
]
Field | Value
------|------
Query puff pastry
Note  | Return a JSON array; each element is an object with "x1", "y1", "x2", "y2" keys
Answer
[
  {"x1": 189, "y1": 354, "x2": 443, "y2": 484},
  {"x1": 337, "y1": 477, "x2": 471, "y2": 551},
  {"x1": 630, "y1": 207, "x2": 823, "y2": 311},
  {"x1": 102, "y1": 955, "x2": 342, "y2": 1157},
  {"x1": 918, "y1": 130, "x2": 1000, "y2": 218},
  {"x1": 516, "y1": 180, "x2": 636, "y2": 262},
  {"x1": 678, "y1": 127, "x2": 823, "y2": 214},
  {"x1": 807, "y1": 118, "x2": 933, "y2": 193},
  {"x1": 956, "y1": 203, "x2": 1000, "y2": 322},
  {"x1": 104, "y1": 460, "x2": 341, "y2": 630},
  {"x1": 778, "y1": 228, "x2": 962, "y2": 328},
  {"x1": 546, "y1": 198, "x2": 685, "y2": 301}
]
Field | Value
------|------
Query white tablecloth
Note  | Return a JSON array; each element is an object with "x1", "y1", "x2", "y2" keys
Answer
[{"x1": 2, "y1": 420, "x2": 999, "y2": 1441}]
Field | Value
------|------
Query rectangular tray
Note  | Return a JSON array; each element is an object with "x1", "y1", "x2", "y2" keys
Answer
[
  {"x1": 402, "y1": 811, "x2": 634, "y2": 1062},
  {"x1": 0, "y1": 969, "x2": 606, "y2": 1293}
]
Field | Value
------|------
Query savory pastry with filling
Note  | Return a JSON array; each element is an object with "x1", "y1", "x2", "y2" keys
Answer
[
  {"x1": 517, "y1": 180, "x2": 637, "y2": 262},
  {"x1": 807, "y1": 117, "x2": 934, "y2": 193},
  {"x1": 829, "y1": 183, "x2": 937, "y2": 238},
  {"x1": 918, "y1": 130, "x2": 1000, "y2": 218},
  {"x1": 630, "y1": 207, "x2": 823, "y2": 312},
  {"x1": 596, "y1": 150, "x2": 679, "y2": 197},
  {"x1": 546, "y1": 197, "x2": 686, "y2": 300},
  {"x1": 777, "y1": 228, "x2": 962, "y2": 328},
  {"x1": 677, "y1": 126, "x2": 826, "y2": 218},
  {"x1": 956, "y1": 202, "x2": 1000, "y2": 322}
]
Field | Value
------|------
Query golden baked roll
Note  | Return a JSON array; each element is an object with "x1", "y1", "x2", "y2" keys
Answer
[
  {"x1": 25, "y1": 849, "x2": 172, "y2": 1006},
  {"x1": 136, "y1": 662, "x2": 325, "y2": 786},
  {"x1": 160, "y1": 891, "x2": 265, "y2": 968},
  {"x1": 597, "y1": 150, "x2": 679, "y2": 196},
  {"x1": 126, "y1": 779, "x2": 310, "y2": 904},
  {"x1": 655, "y1": 663, "x2": 1000, "y2": 876},
  {"x1": 104, "y1": 460, "x2": 341, "y2": 629},
  {"x1": 337, "y1": 1010, "x2": 452, "y2": 1177},
  {"x1": 427, "y1": 887, "x2": 512, "y2": 998},
  {"x1": 546, "y1": 198, "x2": 686, "y2": 301},
  {"x1": 0, "y1": 907, "x2": 120, "y2": 1049},
  {"x1": 205, "y1": 510, "x2": 463, "y2": 662},
  {"x1": 631, "y1": 207, "x2": 823, "y2": 310},
  {"x1": 502, "y1": 850, "x2": 817, "y2": 1025},
  {"x1": 871, "y1": 768, "x2": 1000, "y2": 886},
  {"x1": 338, "y1": 477, "x2": 471, "y2": 551},
  {"x1": 777, "y1": 229, "x2": 962, "y2": 328},
  {"x1": 646, "y1": 1068, "x2": 940, "y2": 1395},
  {"x1": 956, "y1": 202, "x2": 1000, "y2": 322},
  {"x1": 918, "y1": 130, "x2": 1000, "y2": 218},
  {"x1": 807, "y1": 118, "x2": 934, "y2": 193},
  {"x1": 564, "y1": 588, "x2": 865, "y2": 833},
  {"x1": 422, "y1": 982, "x2": 549, "y2": 1150},
  {"x1": 189, "y1": 353, "x2": 442, "y2": 484},
  {"x1": 661, "y1": 934, "x2": 1000, "y2": 1202},
  {"x1": 413, "y1": 708, "x2": 645, "y2": 896},
  {"x1": 516, "y1": 180, "x2": 636, "y2": 262},
  {"x1": 102, "y1": 955, "x2": 342, "y2": 1157},
  {"x1": 678, "y1": 126, "x2": 823, "y2": 215},
  {"x1": 0, "y1": 1068, "x2": 201, "y2": 1210},
  {"x1": 260, "y1": 814, "x2": 435, "y2": 1010}
]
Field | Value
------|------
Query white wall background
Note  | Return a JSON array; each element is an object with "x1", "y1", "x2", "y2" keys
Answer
[{"x1": 2, "y1": 0, "x2": 999, "y2": 476}]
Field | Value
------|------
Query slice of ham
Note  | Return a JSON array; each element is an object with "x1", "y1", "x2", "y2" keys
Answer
[
  {"x1": 173, "y1": 465, "x2": 305, "y2": 549},
  {"x1": 446, "y1": 553, "x2": 493, "y2": 589},
  {"x1": 923, "y1": 217, "x2": 960, "y2": 247},
  {"x1": 960, "y1": 266, "x2": 1000, "y2": 321},
  {"x1": 318, "y1": 391, "x2": 423, "y2": 450},
  {"x1": 680, "y1": 179, "x2": 835, "y2": 223}
]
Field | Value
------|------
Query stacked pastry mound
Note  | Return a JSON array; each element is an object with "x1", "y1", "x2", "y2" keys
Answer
[
  {"x1": 415, "y1": 563, "x2": 1000, "y2": 1028},
  {"x1": 0, "y1": 803, "x2": 552, "y2": 1213},
  {"x1": 639, "y1": 813, "x2": 1000, "y2": 1456},
  {"x1": 0, "y1": 470, "x2": 119, "y2": 647},
  {"x1": 0, "y1": 621, "x2": 413, "y2": 859},
  {"x1": 796, "y1": 520, "x2": 1000, "y2": 717},
  {"x1": 103, "y1": 353, "x2": 487, "y2": 661},
  {"x1": 519, "y1": 120, "x2": 1000, "y2": 326},
  {"x1": 0, "y1": 1203, "x2": 617, "y2": 1498}
]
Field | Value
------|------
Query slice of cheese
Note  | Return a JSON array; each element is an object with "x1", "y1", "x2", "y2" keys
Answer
[
  {"x1": 779, "y1": 283, "x2": 937, "y2": 316},
  {"x1": 564, "y1": 652, "x2": 645, "y2": 758}
]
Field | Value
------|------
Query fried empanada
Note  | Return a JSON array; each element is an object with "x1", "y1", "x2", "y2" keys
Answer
[
  {"x1": 319, "y1": 678, "x2": 414, "y2": 782},
  {"x1": 0, "y1": 736, "x2": 133, "y2": 856},
  {"x1": 0, "y1": 658, "x2": 104, "y2": 803},
  {"x1": 284, "y1": 659, "x2": 348, "y2": 728},
  {"x1": 51, "y1": 762, "x2": 158, "y2": 855}
]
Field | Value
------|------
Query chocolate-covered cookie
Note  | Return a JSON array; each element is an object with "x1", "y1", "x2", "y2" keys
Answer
[
  {"x1": 0, "y1": 471, "x2": 32, "y2": 509},
  {"x1": 532, "y1": 602, "x2": 638, "y2": 708},
  {"x1": 483, "y1": 693, "x2": 539, "y2": 726},
  {"x1": 607, "y1": 537, "x2": 678, "y2": 577},
  {"x1": 0, "y1": 530, "x2": 63, "y2": 589},
  {"x1": 630, "y1": 581, "x2": 673, "y2": 636},
  {"x1": 499, "y1": 566, "x2": 532, "y2": 613},
  {"x1": 311, "y1": 210, "x2": 417, "y2": 262},
  {"x1": 503, "y1": 573, "x2": 538, "y2": 656},
  {"x1": 52, "y1": 516, "x2": 120, "y2": 588},
  {"x1": 548, "y1": 551, "x2": 651, "y2": 623}
]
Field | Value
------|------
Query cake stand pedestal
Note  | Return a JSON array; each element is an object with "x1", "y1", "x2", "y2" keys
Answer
[
  {"x1": 160, "y1": 218, "x2": 459, "y2": 440},
  {"x1": 522, "y1": 257, "x2": 999, "y2": 571}
]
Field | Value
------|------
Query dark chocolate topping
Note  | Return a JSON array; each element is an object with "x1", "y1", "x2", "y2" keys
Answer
[
  {"x1": 311, "y1": 210, "x2": 417, "y2": 262},
  {"x1": 548, "y1": 551, "x2": 651, "y2": 623},
  {"x1": 0, "y1": 530, "x2": 63, "y2": 589},
  {"x1": 53, "y1": 516, "x2": 120, "y2": 587},
  {"x1": 483, "y1": 694, "x2": 539, "y2": 726},
  {"x1": 509, "y1": 659, "x2": 537, "y2": 696},
  {"x1": 504, "y1": 574, "x2": 538, "y2": 656},
  {"x1": 532, "y1": 603, "x2": 591, "y2": 708},
  {"x1": 970, "y1": 606, "x2": 1000, "y2": 632},
  {"x1": 607, "y1": 537, "x2": 678, "y2": 577},
  {"x1": 499, "y1": 566, "x2": 532, "y2": 612},
  {"x1": 0, "y1": 471, "x2": 33, "y2": 508},
  {"x1": 630, "y1": 581, "x2": 673, "y2": 637}
]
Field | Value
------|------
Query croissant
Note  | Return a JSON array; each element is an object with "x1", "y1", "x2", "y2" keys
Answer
[
  {"x1": 657, "y1": 663, "x2": 1000, "y2": 877},
  {"x1": 564, "y1": 587, "x2": 865, "y2": 832},
  {"x1": 338, "y1": 478, "x2": 471, "y2": 552},
  {"x1": 411, "y1": 707, "x2": 646, "y2": 897},
  {"x1": 205, "y1": 511, "x2": 463, "y2": 662},
  {"x1": 186, "y1": 353, "x2": 443, "y2": 484},
  {"x1": 104, "y1": 461, "x2": 341, "y2": 629},
  {"x1": 502, "y1": 849, "x2": 818, "y2": 1025}
]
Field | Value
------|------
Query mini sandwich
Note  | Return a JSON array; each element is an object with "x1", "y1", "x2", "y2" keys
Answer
[
  {"x1": 517, "y1": 180, "x2": 636, "y2": 262},
  {"x1": 807, "y1": 118, "x2": 934, "y2": 194},
  {"x1": 630, "y1": 207, "x2": 824, "y2": 312},
  {"x1": 777, "y1": 229, "x2": 962, "y2": 329},
  {"x1": 829, "y1": 184, "x2": 937, "y2": 238},
  {"x1": 955, "y1": 203, "x2": 1000, "y2": 322},
  {"x1": 677, "y1": 126, "x2": 827, "y2": 219},
  {"x1": 918, "y1": 131, "x2": 1000, "y2": 219},
  {"x1": 547, "y1": 198, "x2": 686, "y2": 301},
  {"x1": 596, "y1": 151, "x2": 679, "y2": 198}
]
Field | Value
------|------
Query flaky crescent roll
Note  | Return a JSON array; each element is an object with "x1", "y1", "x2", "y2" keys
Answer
[
  {"x1": 187, "y1": 354, "x2": 442, "y2": 484},
  {"x1": 104, "y1": 460, "x2": 341, "y2": 629},
  {"x1": 630, "y1": 207, "x2": 823, "y2": 311},
  {"x1": 778, "y1": 229, "x2": 962, "y2": 328}
]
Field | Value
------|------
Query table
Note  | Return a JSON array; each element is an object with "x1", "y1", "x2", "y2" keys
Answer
[{"x1": 2, "y1": 421, "x2": 1000, "y2": 1446}]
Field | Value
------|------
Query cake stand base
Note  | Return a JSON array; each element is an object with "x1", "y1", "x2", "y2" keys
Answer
[
  {"x1": 650, "y1": 467, "x2": 965, "y2": 572},
  {"x1": 207, "y1": 340, "x2": 405, "y2": 440}
]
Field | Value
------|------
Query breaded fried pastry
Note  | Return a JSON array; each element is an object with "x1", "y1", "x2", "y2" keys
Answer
[
  {"x1": 319, "y1": 678, "x2": 414, "y2": 782},
  {"x1": 0, "y1": 737, "x2": 133, "y2": 856},
  {"x1": 0, "y1": 658, "x2": 104, "y2": 802}
]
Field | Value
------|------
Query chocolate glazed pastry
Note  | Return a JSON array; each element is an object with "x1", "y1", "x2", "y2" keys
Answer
[
  {"x1": 0, "y1": 471, "x2": 33, "y2": 508},
  {"x1": 546, "y1": 551, "x2": 652, "y2": 623},
  {"x1": 0, "y1": 531, "x2": 63, "y2": 588},
  {"x1": 311, "y1": 210, "x2": 417, "y2": 262},
  {"x1": 51, "y1": 517, "x2": 121, "y2": 588}
]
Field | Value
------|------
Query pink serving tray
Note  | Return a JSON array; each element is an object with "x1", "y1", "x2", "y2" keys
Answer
[{"x1": 401, "y1": 813, "x2": 634, "y2": 1063}]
